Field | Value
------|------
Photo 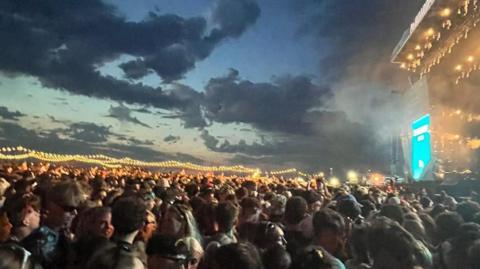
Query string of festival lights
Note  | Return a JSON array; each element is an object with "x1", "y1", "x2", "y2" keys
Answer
[{"x1": 0, "y1": 146, "x2": 317, "y2": 176}]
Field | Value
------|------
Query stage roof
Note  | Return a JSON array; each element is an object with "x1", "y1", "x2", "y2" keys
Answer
[{"x1": 392, "y1": 0, "x2": 479, "y2": 78}]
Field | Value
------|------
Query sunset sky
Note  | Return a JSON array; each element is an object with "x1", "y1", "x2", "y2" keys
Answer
[{"x1": 0, "y1": 0, "x2": 425, "y2": 172}]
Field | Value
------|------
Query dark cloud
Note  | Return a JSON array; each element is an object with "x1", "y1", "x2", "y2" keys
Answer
[
  {"x1": 0, "y1": 106, "x2": 25, "y2": 120},
  {"x1": 126, "y1": 137, "x2": 155, "y2": 146},
  {"x1": 210, "y1": 0, "x2": 261, "y2": 40},
  {"x1": 48, "y1": 115, "x2": 69, "y2": 124},
  {"x1": 65, "y1": 122, "x2": 112, "y2": 143},
  {"x1": 119, "y1": 59, "x2": 152, "y2": 80},
  {"x1": 203, "y1": 69, "x2": 329, "y2": 134},
  {"x1": 163, "y1": 135, "x2": 180, "y2": 144},
  {"x1": 200, "y1": 130, "x2": 221, "y2": 150},
  {"x1": 163, "y1": 83, "x2": 207, "y2": 128},
  {"x1": 201, "y1": 111, "x2": 387, "y2": 172},
  {"x1": 197, "y1": 67, "x2": 396, "y2": 170},
  {"x1": 200, "y1": 129, "x2": 264, "y2": 155},
  {"x1": 112, "y1": 133, "x2": 155, "y2": 146},
  {"x1": 174, "y1": 152, "x2": 205, "y2": 164},
  {"x1": 0, "y1": 0, "x2": 259, "y2": 127},
  {"x1": 107, "y1": 104, "x2": 151, "y2": 128}
]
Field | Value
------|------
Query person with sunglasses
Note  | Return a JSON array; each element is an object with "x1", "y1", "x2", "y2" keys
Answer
[
  {"x1": 42, "y1": 180, "x2": 85, "y2": 234},
  {"x1": 21, "y1": 180, "x2": 86, "y2": 269}
]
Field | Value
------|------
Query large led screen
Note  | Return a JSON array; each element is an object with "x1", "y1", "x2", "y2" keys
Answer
[{"x1": 411, "y1": 114, "x2": 431, "y2": 181}]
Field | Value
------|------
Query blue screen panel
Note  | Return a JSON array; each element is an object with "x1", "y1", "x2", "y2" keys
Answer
[{"x1": 411, "y1": 114, "x2": 431, "y2": 181}]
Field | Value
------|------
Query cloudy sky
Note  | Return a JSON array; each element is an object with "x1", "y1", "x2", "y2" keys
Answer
[{"x1": 0, "y1": 0, "x2": 426, "y2": 173}]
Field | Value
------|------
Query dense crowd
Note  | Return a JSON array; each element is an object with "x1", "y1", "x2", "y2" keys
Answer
[{"x1": 0, "y1": 161, "x2": 480, "y2": 269}]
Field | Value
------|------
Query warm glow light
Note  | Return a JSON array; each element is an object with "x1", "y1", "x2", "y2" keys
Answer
[
  {"x1": 426, "y1": 28, "x2": 435, "y2": 37},
  {"x1": 347, "y1": 170, "x2": 358, "y2": 184},
  {"x1": 0, "y1": 145, "x2": 263, "y2": 173},
  {"x1": 328, "y1": 177, "x2": 341, "y2": 187},
  {"x1": 467, "y1": 56, "x2": 474, "y2": 62},
  {"x1": 440, "y1": 8, "x2": 451, "y2": 17},
  {"x1": 407, "y1": 54, "x2": 414, "y2": 60},
  {"x1": 455, "y1": 65, "x2": 463, "y2": 71},
  {"x1": 400, "y1": 63, "x2": 406, "y2": 69},
  {"x1": 369, "y1": 173, "x2": 385, "y2": 186},
  {"x1": 467, "y1": 139, "x2": 480, "y2": 149},
  {"x1": 414, "y1": 45, "x2": 422, "y2": 51}
]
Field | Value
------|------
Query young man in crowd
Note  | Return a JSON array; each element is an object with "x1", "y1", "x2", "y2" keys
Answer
[{"x1": 88, "y1": 196, "x2": 148, "y2": 269}]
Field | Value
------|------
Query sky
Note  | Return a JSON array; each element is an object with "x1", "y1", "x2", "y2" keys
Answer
[{"x1": 0, "y1": 0, "x2": 429, "y2": 173}]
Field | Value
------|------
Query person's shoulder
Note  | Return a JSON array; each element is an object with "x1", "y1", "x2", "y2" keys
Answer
[
  {"x1": 345, "y1": 259, "x2": 370, "y2": 269},
  {"x1": 309, "y1": 245, "x2": 345, "y2": 269},
  {"x1": 115, "y1": 253, "x2": 146, "y2": 269}
]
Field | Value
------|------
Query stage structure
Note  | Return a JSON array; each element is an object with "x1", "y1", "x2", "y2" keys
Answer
[{"x1": 392, "y1": 0, "x2": 480, "y2": 182}]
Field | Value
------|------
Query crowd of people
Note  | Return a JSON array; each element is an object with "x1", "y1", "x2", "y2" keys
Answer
[{"x1": 0, "y1": 161, "x2": 479, "y2": 269}]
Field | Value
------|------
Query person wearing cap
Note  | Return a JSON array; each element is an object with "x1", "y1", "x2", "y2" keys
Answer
[
  {"x1": 146, "y1": 234, "x2": 192, "y2": 269},
  {"x1": 336, "y1": 194, "x2": 363, "y2": 223}
]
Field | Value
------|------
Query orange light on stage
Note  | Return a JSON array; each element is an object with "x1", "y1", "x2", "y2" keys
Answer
[
  {"x1": 369, "y1": 173, "x2": 385, "y2": 186},
  {"x1": 425, "y1": 28, "x2": 435, "y2": 37},
  {"x1": 440, "y1": 8, "x2": 451, "y2": 17}
]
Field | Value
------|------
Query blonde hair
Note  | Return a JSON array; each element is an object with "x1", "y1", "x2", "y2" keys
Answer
[{"x1": 180, "y1": 236, "x2": 204, "y2": 258}]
